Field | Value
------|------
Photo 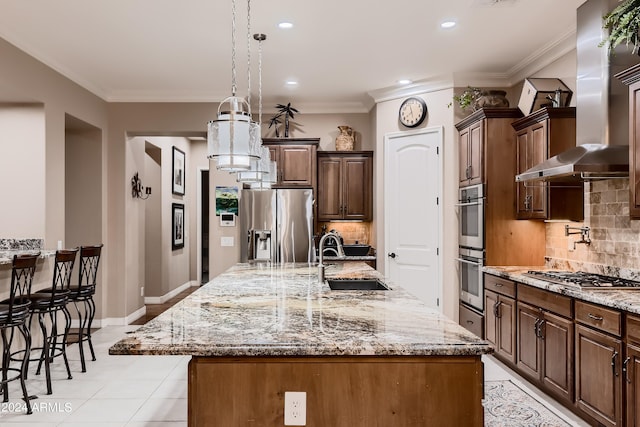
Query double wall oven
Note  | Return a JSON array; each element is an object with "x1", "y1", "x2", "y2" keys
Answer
[{"x1": 456, "y1": 184, "x2": 485, "y2": 312}]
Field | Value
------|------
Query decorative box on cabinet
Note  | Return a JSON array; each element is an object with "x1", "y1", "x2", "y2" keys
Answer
[
  {"x1": 617, "y1": 64, "x2": 640, "y2": 219},
  {"x1": 511, "y1": 107, "x2": 583, "y2": 221},
  {"x1": 516, "y1": 284, "x2": 573, "y2": 405},
  {"x1": 317, "y1": 151, "x2": 373, "y2": 221},
  {"x1": 262, "y1": 138, "x2": 318, "y2": 188},
  {"x1": 574, "y1": 300, "x2": 623, "y2": 427}
]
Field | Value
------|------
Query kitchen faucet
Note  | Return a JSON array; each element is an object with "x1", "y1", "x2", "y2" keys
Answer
[
  {"x1": 318, "y1": 231, "x2": 345, "y2": 282},
  {"x1": 565, "y1": 225, "x2": 591, "y2": 249}
]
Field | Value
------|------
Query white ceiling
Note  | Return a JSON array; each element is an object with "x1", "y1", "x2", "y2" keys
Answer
[{"x1": 0, "y1": 0, "x2": 586, "y2": 112}]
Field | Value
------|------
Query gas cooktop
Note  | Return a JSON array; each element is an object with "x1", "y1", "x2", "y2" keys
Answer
[{"x1": 523, "y1": 270, "x2": 640, "y2": 289}]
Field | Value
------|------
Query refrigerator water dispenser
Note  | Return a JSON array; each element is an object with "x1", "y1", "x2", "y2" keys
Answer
[{"x1": 249, "y1": 230, "x2": 272, "y2": 261}]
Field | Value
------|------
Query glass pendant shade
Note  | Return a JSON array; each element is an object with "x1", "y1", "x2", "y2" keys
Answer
[
  {"x1": 237, "y1": 145, "x2": 270, "y2": 182},
  {"x1": 207, "y1": 96, "x2": 261, "y2": 171},
  {"x1": 249, "y1": 159, "x2": 277, "y2": 190}
]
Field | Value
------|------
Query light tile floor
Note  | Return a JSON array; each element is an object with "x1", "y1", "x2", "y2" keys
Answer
[{"x1": 1, "y1": 326, "x2": 589, "y2": 426}]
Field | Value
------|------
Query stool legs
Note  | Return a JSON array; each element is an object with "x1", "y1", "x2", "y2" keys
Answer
[
  {"x1": 34, "y1": 307, "x2": 73, "y2": 395},
  {"x1": 1, "y1": 326, "x2": 33, "y2": 414},
  {"x1": 73, "y1": 296, "x2": 96, "y2": 373}
]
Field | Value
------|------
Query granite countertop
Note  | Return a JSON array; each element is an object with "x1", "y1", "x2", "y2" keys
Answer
[
  {"x1": 484, "y1": 266, "x2": 640, "y2": 315},
  {"x1": 110, "y1": 262, "x2": 491, "y2": 357},
  {"x1": 0, "y1": 250, "x2": 56, "y2": 265},
  {"x1": 323, "y1": 255, "x2": 376, "y2": 262}
]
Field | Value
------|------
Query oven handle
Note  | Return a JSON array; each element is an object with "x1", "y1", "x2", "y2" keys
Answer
[
  {"x1": 455, "y1": 257, "x2": 483, "y2": 267},
  {"x1": 455, "y1": 200, "x2": 484, "y2": 207}
]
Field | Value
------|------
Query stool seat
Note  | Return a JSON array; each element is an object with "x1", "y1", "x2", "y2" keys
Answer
[
  {"x1": 0, "y1": 302, "x2": 30, "y2": 324},
  {"x1": 69, "y1": 285, "x2": 95, "y2": 299},
  {"x1": 30, "y1": 290, "x2": 70, "y2": 308}
]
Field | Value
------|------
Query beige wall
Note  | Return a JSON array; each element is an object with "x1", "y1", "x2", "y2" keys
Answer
[
  {"x1": 144, "y1": 143, "x2": 162, "y2": 298},
  {"x1": 0, "y1": 103, "x2": 46, "y2": 238},
  {"x1": 374, "y1": 89, "x2": 457, "y2": 319}
]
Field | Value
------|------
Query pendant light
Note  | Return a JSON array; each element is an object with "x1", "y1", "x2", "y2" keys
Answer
[{"x1": 207, "y1": 0, "x2": 261, "y2": 171}]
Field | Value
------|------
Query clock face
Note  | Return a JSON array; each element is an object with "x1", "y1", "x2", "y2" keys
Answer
[{"x1": 399, "y1": 97, "x2": 427, "y2": 128}]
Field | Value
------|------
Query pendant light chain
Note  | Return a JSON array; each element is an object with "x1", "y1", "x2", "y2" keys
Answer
[
  {"x1": 230, "y1": 0, "x2": 237, "y2": 97},
  {"x1": 257, "y1": 35, "x2": 263, "y2": 126}
]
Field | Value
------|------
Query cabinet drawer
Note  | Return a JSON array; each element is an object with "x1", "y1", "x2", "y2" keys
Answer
[
  {"x1": 459, "y1": 303, "x2": 484, "y2": 338},
  {"x1": 518, "y1": 284, "x2": 572, "y2": 318},
  {"x1": 627, "y1": 313, "x2": 640, "y2": 345},
  {"x1": 575, "y1": 301, "x2": 621, "y2": 337},
  {"x1": 484, "y1": 274, "x2": 516, "y2": 298}
]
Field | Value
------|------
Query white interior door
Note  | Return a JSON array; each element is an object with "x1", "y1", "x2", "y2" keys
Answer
[{"x1": 384, "y1": 127, "x2": 442, "y2": 309}]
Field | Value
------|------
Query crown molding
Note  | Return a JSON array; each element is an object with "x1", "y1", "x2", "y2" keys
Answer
[{"x1": 368, "y1": 77, "x2": 455, "y2": 103}]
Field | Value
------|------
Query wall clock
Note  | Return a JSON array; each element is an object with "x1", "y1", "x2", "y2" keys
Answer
[{"x1": 399, "y1": 97, "x2": 427, "y2": 128}]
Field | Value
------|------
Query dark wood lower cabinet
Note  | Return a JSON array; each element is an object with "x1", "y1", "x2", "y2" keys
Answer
[
  {"x1": 627, "y1": 344, "x2": 640, "y2": 427},
  {"x1": 575, "y1": 324, "x2": 623, "y2": 427},
  {"x1": 516, "y1": 301, "x2": 573, "y2": 405},
  {"x1": 485, "y1": 290, "x2": 516, "y2": 365}
]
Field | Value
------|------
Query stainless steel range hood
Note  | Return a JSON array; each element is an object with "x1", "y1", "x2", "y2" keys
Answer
[{"x1": 515, "y1": 0, "x2": 636, "y2": 183}]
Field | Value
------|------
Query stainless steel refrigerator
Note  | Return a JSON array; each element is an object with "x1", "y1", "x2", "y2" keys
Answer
[{"x1": 240, "y1": 189, "x2": 316, "y2": 263}]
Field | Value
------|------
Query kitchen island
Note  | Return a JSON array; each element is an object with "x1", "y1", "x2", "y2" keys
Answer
[{"x1": 110, "y1": 262, "x2": 491, "y2": 426}]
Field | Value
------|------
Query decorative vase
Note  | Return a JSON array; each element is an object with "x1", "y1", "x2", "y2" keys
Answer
[
  {"x1": 335, "y1": 126, "x2": 355, "y2": 151},
  {"x1": 475, "y1": 90, "x2": 510, "y2": 108}
]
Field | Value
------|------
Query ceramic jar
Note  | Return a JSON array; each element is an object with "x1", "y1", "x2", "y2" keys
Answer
[{"x1": 335, "y1": 126, "x2": 355, "y2": 151}]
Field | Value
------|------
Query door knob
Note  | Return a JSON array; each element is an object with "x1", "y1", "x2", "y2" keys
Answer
[{"x1": 388, "y1": 252, "x2": 397, "y2": 258}]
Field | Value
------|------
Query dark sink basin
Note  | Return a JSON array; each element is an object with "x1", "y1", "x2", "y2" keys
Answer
[
  {"x1": 342, "y1": 244, "x2": 371, "y2": 256},
  {"x1": 327, "y1": 278, "x2": 389, "y2": 290}
]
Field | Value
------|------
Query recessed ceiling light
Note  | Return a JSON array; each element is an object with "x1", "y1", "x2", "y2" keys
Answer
[
  {"x1": 441, "y1": 20, "x2": 456, "y2": 29},
  {"x1": 278, "y1": 22, "x2": 293, "y2": 29},
  {"x1": 285, "y1": 80, "x2": 298, "y2": 86},
  {"x1": 397, "y1": 79, "x2": 412, "y2": 85}
]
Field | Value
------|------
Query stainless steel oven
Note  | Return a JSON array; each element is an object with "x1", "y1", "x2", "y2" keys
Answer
[
  {"x1": 456, "y1": 247, "x2": 484, "y2": 311},
  {"x1": 457, "y1": 184, "x2": 484, "y2": 249}
]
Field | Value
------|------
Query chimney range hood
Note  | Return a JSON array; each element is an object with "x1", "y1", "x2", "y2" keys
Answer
[{"x1": 515, "y1": 0, "x2": 636, "y2": 183}]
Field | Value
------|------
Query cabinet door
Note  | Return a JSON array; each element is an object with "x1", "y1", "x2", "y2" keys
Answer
[
  {"x1": 279, "y1": 145, "x2": 316, "y2": 187},
  {"x1": 541, "y1": 312, "x2": 573, "y2": 404},
  {"x1": 459, "y1": 127, "x2": 470, "y2": 185},
  {"x1": 468, "y1": 120, "x2": 484, "y2": 185},
  {"x1": 575, "y1": 324, "x2": 623, "y2": 427},
  {"x1": 529, "y1": 121, "x2": 548, "y2": 218},
  {"x1": 516, "y1": 302, "x2": 541, "y2": 380},
  {"x1": 484, "y1": 290, "x2": 498, "y2": 348},
  {"x1": 626, "y1": 344, "x2": 640, "y2": 427},
  {"x1": 515, "y1": 129, "x2": 530, "y2": 218},
  {"x1": 497, "y1": 295, "x2": 516, "y2": 365},
  {"x1": 631, "y1": 81, "x2": 640, "y2": 218},
  {"x1": 343, "y1": 156, "x2": 372, "y2": 220},
  {"x1": 317, "y1": 156, "x2": 342, "y2": 220}
]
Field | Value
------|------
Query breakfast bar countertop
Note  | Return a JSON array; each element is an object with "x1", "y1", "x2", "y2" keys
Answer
[
  {"x1": 109, "y1": 262, "x2": 491, "y2": 357},
  {"x1": 484, "y1": 266, "x2": 640, "y2": 315}
]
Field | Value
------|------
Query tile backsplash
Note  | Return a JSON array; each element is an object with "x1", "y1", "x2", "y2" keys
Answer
[
  {"x1": 317, "y1": 222, "x2": 372, "y2": 246},
  {"x1": 546, "y1": 179, "x2": 640, "y2": 279}
]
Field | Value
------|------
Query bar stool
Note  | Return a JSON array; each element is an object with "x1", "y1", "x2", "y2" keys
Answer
[
  {"x1": 68, "y1": 244, "x2": 103, "y2": 372},
  {"x1": 28, "y1": 249, "x2": 77, "y2": 395},
  {"x1": 1, "y1": 253, "x2": 39, "y2": 414}
]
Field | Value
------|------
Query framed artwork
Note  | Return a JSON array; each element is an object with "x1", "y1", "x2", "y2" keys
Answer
[
  {"x1": 215, "y1": 186, "x2": 239, "y2": 216},
  {"x1": 172, "y1": 146, "x2": 186, "y2": 195},
  {"x1": 172, "y1": 203, "x2": 185, "y2": 250}
]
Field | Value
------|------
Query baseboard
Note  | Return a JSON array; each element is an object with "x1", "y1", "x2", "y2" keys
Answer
[
  {"x1": 144, "y1": 280, "x2": 196, "y2": 305},
  {"x1": 96, "y1": 306, "x2": 147, "y2": 326}
]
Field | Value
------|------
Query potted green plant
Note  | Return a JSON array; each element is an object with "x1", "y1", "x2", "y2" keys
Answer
[
  {"x1": 600, "y1": 0, "x2": 640, "y2": 55},
  {"x1": 448, "y1": 86, "x2": 482, "y2": 112}
]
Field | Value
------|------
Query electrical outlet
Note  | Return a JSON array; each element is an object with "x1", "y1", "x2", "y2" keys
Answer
[
  {"x1": 284, "y1": 391, "x2": 306, "y2": 426},
  {"x1": 140, "y1": 286, "x2": 144, "y2": 297},
  {"x1": 567, "y1": 238, "x2": 574, "y2": 252}
]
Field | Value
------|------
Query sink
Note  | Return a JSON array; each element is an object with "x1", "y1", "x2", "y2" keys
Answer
[
  {"x1": 342, "y1": 244, "x2": 371, "y2": 256},
  {"x1": 326, "y1": 278, "x2": 389, "y2": 290}
]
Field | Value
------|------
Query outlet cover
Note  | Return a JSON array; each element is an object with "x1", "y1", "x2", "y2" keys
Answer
[
  {"x1": 221, "y1": 236, "x2": 234, "y2": 247},
  {"x1": 284, "y1": 391, "x2": 306, "y2": 426}
]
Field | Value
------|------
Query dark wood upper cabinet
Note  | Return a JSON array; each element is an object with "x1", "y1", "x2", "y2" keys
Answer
[
  {"x1": 511, "y1": 107, "x2": 584, "y2": 221},
  {"x1": 617, "y1": 64, "x2": 640, "y2": 218},
  {"x1": 262, "y1": 138, "x2": 318, "y2": 188},
  {"x1": 317, "y1": 151, "x2": 373, "y2": 221}
]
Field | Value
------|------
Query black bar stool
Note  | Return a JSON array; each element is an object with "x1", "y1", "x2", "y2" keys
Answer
[
  {"x1": 1, "y1": 253, "x2": 39, "y2": 414},
  {"x1": 69, "y1": 244, "x2": 103, "y2": 372},
  {"x1": 28, "y1": 249, "x2": 77, "y2": 395}
]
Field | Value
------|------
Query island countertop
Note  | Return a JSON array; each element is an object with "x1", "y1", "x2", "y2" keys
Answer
[{"x1": 109, "y1": 262, "x2": 491, "y2": 357}]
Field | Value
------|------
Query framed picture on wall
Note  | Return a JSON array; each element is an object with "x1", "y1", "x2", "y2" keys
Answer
[
  {"x1": 172, "y1": 203, "x2": 185, "y2": 250},
  {"x1": 172, "y1": 146, "x2": 186, "y2": 195}
]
